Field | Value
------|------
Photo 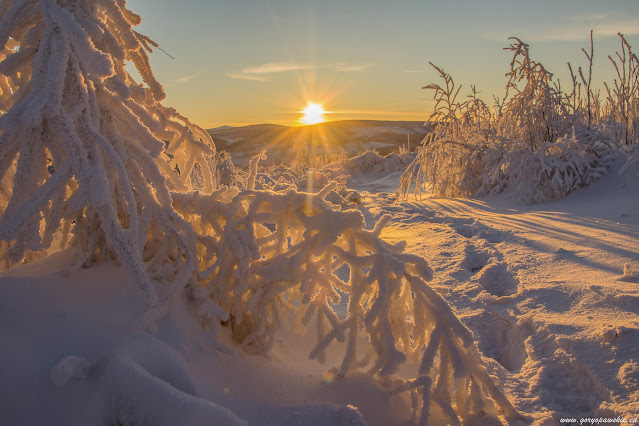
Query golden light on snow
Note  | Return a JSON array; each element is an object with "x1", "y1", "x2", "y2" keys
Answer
[{"x1": 300, "y1": 102, "x2": 326, "y2": 125}]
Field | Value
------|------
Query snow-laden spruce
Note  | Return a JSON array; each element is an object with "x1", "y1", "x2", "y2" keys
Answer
[
  {"x1": 0, "y1": 0, "x2": 219, "y2": 304},
  {"x1": 0, "y1": 1, "x2": 522, "y2": 423}
]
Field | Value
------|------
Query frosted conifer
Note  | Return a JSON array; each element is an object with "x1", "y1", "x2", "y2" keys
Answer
[{"x1": 0, "y1": 0, "x2": 217, "y2": 304}]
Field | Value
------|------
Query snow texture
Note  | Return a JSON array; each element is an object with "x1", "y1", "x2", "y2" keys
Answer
[
  {"x1": 51, "y1": 355, "x2": 91, "y2": 387},
  {"x1": 172, "y1": 166, "x2": 521, "y2": 424}
]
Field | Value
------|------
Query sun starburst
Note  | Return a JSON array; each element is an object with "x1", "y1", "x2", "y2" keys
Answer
[{"x1": 300, "y1": 102, "x2": 326, "y2": 125}]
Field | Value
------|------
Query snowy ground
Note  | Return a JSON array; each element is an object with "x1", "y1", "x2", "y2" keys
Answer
[
  {"x1": 1, "y1": 156, "x2": 638, "y2": 425},
  {"x1": 359, "y1": 156, "x2": 639, "y2": 424}
]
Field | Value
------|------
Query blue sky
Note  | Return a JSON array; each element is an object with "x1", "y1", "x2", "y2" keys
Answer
[{"x1": 127, "y1": 0, "x2": 639, "y2": 128}]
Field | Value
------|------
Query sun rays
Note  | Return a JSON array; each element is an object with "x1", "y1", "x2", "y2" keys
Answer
[{"x1": 300, "y1": 102, "x2": 326, "y2": 125}]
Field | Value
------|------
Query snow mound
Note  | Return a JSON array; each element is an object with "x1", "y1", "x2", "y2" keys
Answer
[
  {"x1": 345, "y1": 151, "x2": 413, "y2": 176},
  {"x1": 51, "y1": 356, "x2": 91, "y2": 387},
  {"x1": 473, "y1": 261, "x2": 519, "y2": 297},
  {"x1": 618, "y1": 263, "x2": 638, "y2": 282},
  {"x1": 618, "y1": 360, "x2": 639, "y2": 392},
  {"x1": 0, "y1": 260, "x2": 382, "y2": 425}
]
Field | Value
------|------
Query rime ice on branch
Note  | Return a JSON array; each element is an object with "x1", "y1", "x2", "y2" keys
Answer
[
  {"x1": 0, "y1": 0, "x2": 217, "y2": 303},
  {"x1": 174, "y1": 170, "x2": 521, "y2": 424},
  {"x1": 397, "y1": 40, "x2": 612, "y2": 204}
]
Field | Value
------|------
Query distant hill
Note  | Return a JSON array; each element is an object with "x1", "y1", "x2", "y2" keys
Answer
[
  {"x1": 207, "y1": 120, "x2": 433, "y2": 167},
  {"x1": 210, "y1": 125, "x2": 235, "y2": 131}
]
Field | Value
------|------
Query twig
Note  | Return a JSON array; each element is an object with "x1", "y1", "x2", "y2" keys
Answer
[
  {"x1": 488, "y1": 311, "x2": 511, "y2": 326},
  {"x1": 156, "y1": 45, "x2": 176, "y2": 60}
]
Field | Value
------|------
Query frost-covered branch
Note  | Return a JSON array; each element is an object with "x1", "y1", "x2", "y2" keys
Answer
[
  {"x1": 0, "y1": 0, "x2": 218, "y2": 303},
  {"x1": 173, "y1": 181, "x2": 522, "y2": 424},
  {"x1": 397, "y1": 37, "x2": 615, "y2": 204}
]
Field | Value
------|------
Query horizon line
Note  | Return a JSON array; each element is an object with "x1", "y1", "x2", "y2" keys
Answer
[{"x1": 205, "y1": 117, "x2": 431, "y2": 130}]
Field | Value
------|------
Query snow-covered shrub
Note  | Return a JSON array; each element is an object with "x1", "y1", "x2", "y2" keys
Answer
[
  {"x1": 397, "y1": 64, "x2": 500, "y2": 200},
  {"x1": 501, "y1": 38, "x2": 569, "y2": 150},
  {"x1": 252, "y1": 160, "x2": 359, "y2": 208},
  {"x1": 398, "y1": 38, "x2": 614, "y2": 204},
  {"x1": 0, "y1": 0, "x2": 221, "y2": 303},
  {"x1": 604, "y1": 34, "x2": 639, "y2": 147},
  {"x1": 606, "y1": 34, "x2": 639, "y2": 180},
  {"x1": 479, "y1": 131, "x2": 610, "y2": 203},
  {"x1": 172, "y1": 173, "x2": 521, "y2": 424},
  {"x1": 345, "y1": 150, "x2": 413, "y2": 176},
  {"x1": 398, "y1": 137, "x2": 492, "y2": 200},
  {"x1": 621, "y1": 143, "x2": 639, "y2": 177},
  {"x1": 214, "y1": 151, "x2": 244, "y2": 189}
]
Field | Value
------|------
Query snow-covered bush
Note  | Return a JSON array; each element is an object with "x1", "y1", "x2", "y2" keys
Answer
[
  {"x1": 608, "y1": 34, "x2": 639, "y2": 178},
  {"x1": 397, "y1": 137, "x2": 491, "y2": 200},
  {"x1": 213, "y1": 150, "x2": 244, "y2": 189},
  {"x1": 288, "y1": 131, "x2": 347, "y2": 173},
  {"x1": 173, "y1": 172, "x2": 520, "y2": 424},
  {"x1": 604, "y1": 34, "x2": 639, "y2": 147},
  {"x1": 501, "y1": 38, "x2": 568, "y2": 150},
  {"x1": 0, "y1": 0, "x2": 220, "y2": 303},
  {"x1": 345, "y1": 150, "x2": 413, "y2": 176},
  {"x1": 479, "y1": 131, "x2": 610, "y2": 203},
  {"x1": 251, "y1": 160, "x2": 359, "y2": 209},
  {"x1": 398, "y1": 38, "x2": 614, "y2": 204}
]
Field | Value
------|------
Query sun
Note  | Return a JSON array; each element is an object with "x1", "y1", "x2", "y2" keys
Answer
[{"x1": 300, "y1": 102, "x2": 326, "y2": 125}]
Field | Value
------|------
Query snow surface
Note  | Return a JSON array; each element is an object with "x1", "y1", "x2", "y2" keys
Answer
[
  {"x1": 349, "y1": 126, "x2": 423, "y2": 138},
  {"x1": 2, "y1": 155, "x2": 638, "y2": 424},
  {"x1": 220, "y1": 136, "x2": 245, "y2": 145},
  {"x1": 359, "y1": 156, "x2": 639, "y2": 423}
]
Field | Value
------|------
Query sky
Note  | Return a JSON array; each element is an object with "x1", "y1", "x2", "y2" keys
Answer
[{"x1": 126, "y1": 0, "x2": 639, "y2": 129}]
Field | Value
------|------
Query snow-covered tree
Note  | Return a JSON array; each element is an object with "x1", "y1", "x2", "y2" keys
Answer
[{"x1": 0, "y1": 0, "x2": 218, "y2": 304}]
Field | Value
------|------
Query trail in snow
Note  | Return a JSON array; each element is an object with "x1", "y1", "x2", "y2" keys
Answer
[{"x1": 350, "y1": 157, "x2": 639, "y2": 422}]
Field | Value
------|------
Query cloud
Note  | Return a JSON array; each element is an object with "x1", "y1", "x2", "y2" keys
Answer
[
  {"x1": 569, "y1": 12, "x2": 610, "y2": 22},
  {"x1": 330, "y1": 63, "x2": 373, "y2": 72},
  {"x1": 226, "y1": 72, "x2": 271, "y2": 82},
  {"x1": 527, "y1": 18, "x2": 639, "y2": 42},
  {"x1": 174, "y1": 73, "x2": 199, "y2": 83},
  {"x1": 166, "y1": 72, "x2": 200, "y2": 85},
  {"x1": 483, "y1": 15, "x2": 639, "y2": 43},
  {"x1": 227, "y1": 61, "x2": 373, "y2": 82},
  {"x1": 242, "y1": 61, "x2": 314, "y2": 75},
  {"x1": 227, "y1": 61, "x2": 313, "y2": 81}
]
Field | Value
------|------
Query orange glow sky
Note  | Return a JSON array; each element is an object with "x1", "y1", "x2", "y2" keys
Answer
[{"x1": 127, "y1": 0, "x2": 639, "y2": 129}]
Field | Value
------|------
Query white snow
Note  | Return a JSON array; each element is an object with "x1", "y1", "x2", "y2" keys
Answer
[
  {"x1": 361, "y1": 156, "x2": 639, "y2": 422},
  {"x1": 343, "y1": 141, "x2": 400, "y2": 154},
  {"x1": 50, "y1": 355, "x2": 91, "y2": 388},
  {"x1": 2, "y1": 154, "x2": 638, "y2": 424},
  {"x1": 350, "y1": 126, "x2": 420, "y2": 138},
  {"x1": 0, "y1": 254, "x2": 371, "y2": 425},
  {"x1": 221, "y1": 136, "x2": 245, "y2": 145}
]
